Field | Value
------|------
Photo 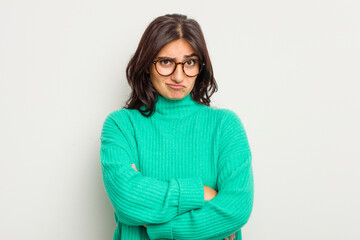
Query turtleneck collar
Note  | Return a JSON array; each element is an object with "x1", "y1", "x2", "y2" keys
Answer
[{"x1": 153, "y1": 93, "x2": 204, "y2": 119}]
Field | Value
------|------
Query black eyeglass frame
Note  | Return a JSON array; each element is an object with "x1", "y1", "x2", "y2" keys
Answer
[{"x1": 152, "y1": 59, "x2": 206, "y2": 77}]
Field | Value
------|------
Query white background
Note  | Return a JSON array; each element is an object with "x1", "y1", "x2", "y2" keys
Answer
[{"x1": 1, "y1": 0, "x2": 359, "y2": 239}]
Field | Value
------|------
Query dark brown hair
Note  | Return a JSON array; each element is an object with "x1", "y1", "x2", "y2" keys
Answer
[{"x1": 124, "y1": 14, "x2": 218, "y2": 117}]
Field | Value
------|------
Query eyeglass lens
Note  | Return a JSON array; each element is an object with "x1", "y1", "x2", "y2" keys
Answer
[{"x1": 155, "y1": 59, "x2": 201, "y2": 77}]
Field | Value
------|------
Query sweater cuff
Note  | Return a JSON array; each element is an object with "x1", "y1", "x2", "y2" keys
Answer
[
  {"x1": 176, "y1": 177, "x2": 204, "y2": 215},
  {"x1": 146, "y1": 220, "x2": 173, "y2": 239}
]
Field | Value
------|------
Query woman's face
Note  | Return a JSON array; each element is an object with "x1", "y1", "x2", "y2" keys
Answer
[{"x1": 149, "y1": 39, "x2": 198, "y2": 100}]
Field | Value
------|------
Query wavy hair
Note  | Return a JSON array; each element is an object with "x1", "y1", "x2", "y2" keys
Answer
[{"x1": 124, "y1": 14, "x2": 218, "y2": 117}]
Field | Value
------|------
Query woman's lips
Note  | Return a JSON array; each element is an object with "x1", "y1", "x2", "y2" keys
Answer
[{"x1": 167, "y1": 84, "x2": 185, "y2": 89}]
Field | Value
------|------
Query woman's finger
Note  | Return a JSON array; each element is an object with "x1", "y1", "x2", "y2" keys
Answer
[{"x1": 131, "y1": 163, "x2": 138, "y2": 171}]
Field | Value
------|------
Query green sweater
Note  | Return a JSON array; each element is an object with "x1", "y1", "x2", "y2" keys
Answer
[{"x1": 100, "y1": 93, "x2": 254, "y2": 240}]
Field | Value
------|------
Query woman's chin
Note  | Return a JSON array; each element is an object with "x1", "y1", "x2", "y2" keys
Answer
[{"x1": 162, "y1": 91, "x2": 187, "y2": 100}]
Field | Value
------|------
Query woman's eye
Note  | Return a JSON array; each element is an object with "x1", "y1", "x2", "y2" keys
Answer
[
  {"x1": 185, "y1": 60, "x2": 197, "y2": 66},
  {"x1": 159, "y1": 60, "x2": 172, "y2": 65}
]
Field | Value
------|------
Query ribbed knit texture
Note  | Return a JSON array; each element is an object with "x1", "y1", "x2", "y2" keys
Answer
[{"x1": 100, "y1": 93, "x2": 254, "y2": 240}]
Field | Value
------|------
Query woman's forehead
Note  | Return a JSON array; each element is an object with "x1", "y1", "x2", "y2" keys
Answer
[{"x1": 156, "y1": 39, "x2": 196, "y2": 59}]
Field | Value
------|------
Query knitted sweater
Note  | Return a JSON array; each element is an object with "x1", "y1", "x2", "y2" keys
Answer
[{"x1": 100, "y1": 93, "x2": 254, "y2": 240}]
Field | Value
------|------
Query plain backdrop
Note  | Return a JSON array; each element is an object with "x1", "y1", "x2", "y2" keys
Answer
[{"x1": 1, "y1": 0, "x2": 359, "y2": 239}]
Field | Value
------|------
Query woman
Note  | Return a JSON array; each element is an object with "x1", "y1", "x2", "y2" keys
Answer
[{"x1": 100, "y1": 14, "x2": 254, "y2": 240}]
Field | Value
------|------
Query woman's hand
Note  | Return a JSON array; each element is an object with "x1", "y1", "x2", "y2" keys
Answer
[
  {"x1": 132, "y1": 164, "x2": 235, "y2": 238},
  {"x1": 203, "y1": 185, "x2": 218, "y2": 201},
  {"x1": 224, "y1": 232, "x2": 236, "y2": 240},
  {"x1": 131, "y1": 163, "x2": 138, "y2": 172}
]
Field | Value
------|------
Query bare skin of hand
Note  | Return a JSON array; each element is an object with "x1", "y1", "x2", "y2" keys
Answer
[
  {"x1": 224, "y1": 233, "x2": 236, "y2": 240},
  {"x1": 131, "y1": 164, "x2": 235, "y2": 239},
  {"x1": 203, "y1": 185, "x2": 218, "y2": 201}
]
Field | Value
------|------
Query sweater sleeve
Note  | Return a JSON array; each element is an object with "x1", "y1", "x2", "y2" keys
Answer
[
  {"x1": 146, "y1": 110, "x2": 254, "y2": 240},
  {"x1": 100, "y1": 110, "x2": 205, "y2": 226}
]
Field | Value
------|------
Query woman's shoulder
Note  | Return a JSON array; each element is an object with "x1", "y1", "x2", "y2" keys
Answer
[
  {"x1": 102, "y1": 108, "x2": 140, "y2": 129},
  {"x1": 202, "y1": 106, "x2": 247, "y2": 134},
  {"x1": 204, "y1": 105, "x2": 242, "y2": 121},
  {"x1": 104, "y1": 108, "x2": 131, "y2": 120},
  {"x1": 108, "y1": 107, "x2": 137, "y2": 116}
]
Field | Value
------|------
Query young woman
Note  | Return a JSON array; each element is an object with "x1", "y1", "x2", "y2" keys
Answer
[{"x1": 100, "y1": 14, "x2": 254, "y2": 240}]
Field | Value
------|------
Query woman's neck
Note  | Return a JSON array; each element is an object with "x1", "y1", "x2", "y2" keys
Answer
[{"x1": 153, "y1": 93, "x2": 204, "y2": 119}]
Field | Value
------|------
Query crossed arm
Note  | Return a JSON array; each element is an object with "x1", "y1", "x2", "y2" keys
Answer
[
  {"x1": 100, "y1": 110, "x2": 253, "y2": 239},
  {"x1": 130, "y1": 163, "x2": 235, "y2": 240}
]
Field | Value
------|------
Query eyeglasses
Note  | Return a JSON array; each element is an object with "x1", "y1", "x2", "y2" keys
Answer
[{"x1": 152, "y1": 58, "x2": 205, "y2": 77}]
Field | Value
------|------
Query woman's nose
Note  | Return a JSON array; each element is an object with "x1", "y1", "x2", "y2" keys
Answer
[{"x1": 171, "y1": 64, "x2": 185, "y2": 82}]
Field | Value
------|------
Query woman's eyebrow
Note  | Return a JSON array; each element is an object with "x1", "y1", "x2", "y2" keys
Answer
[
  {"x1": 156, "y1": 53, "x2": 198, "y2": 60},
  {"x1": 156, "y1": 56, "x2": 176, "y2": 60},
  {"x1": 184, "y1": 53, "x2": 198, "y2": 59}
]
